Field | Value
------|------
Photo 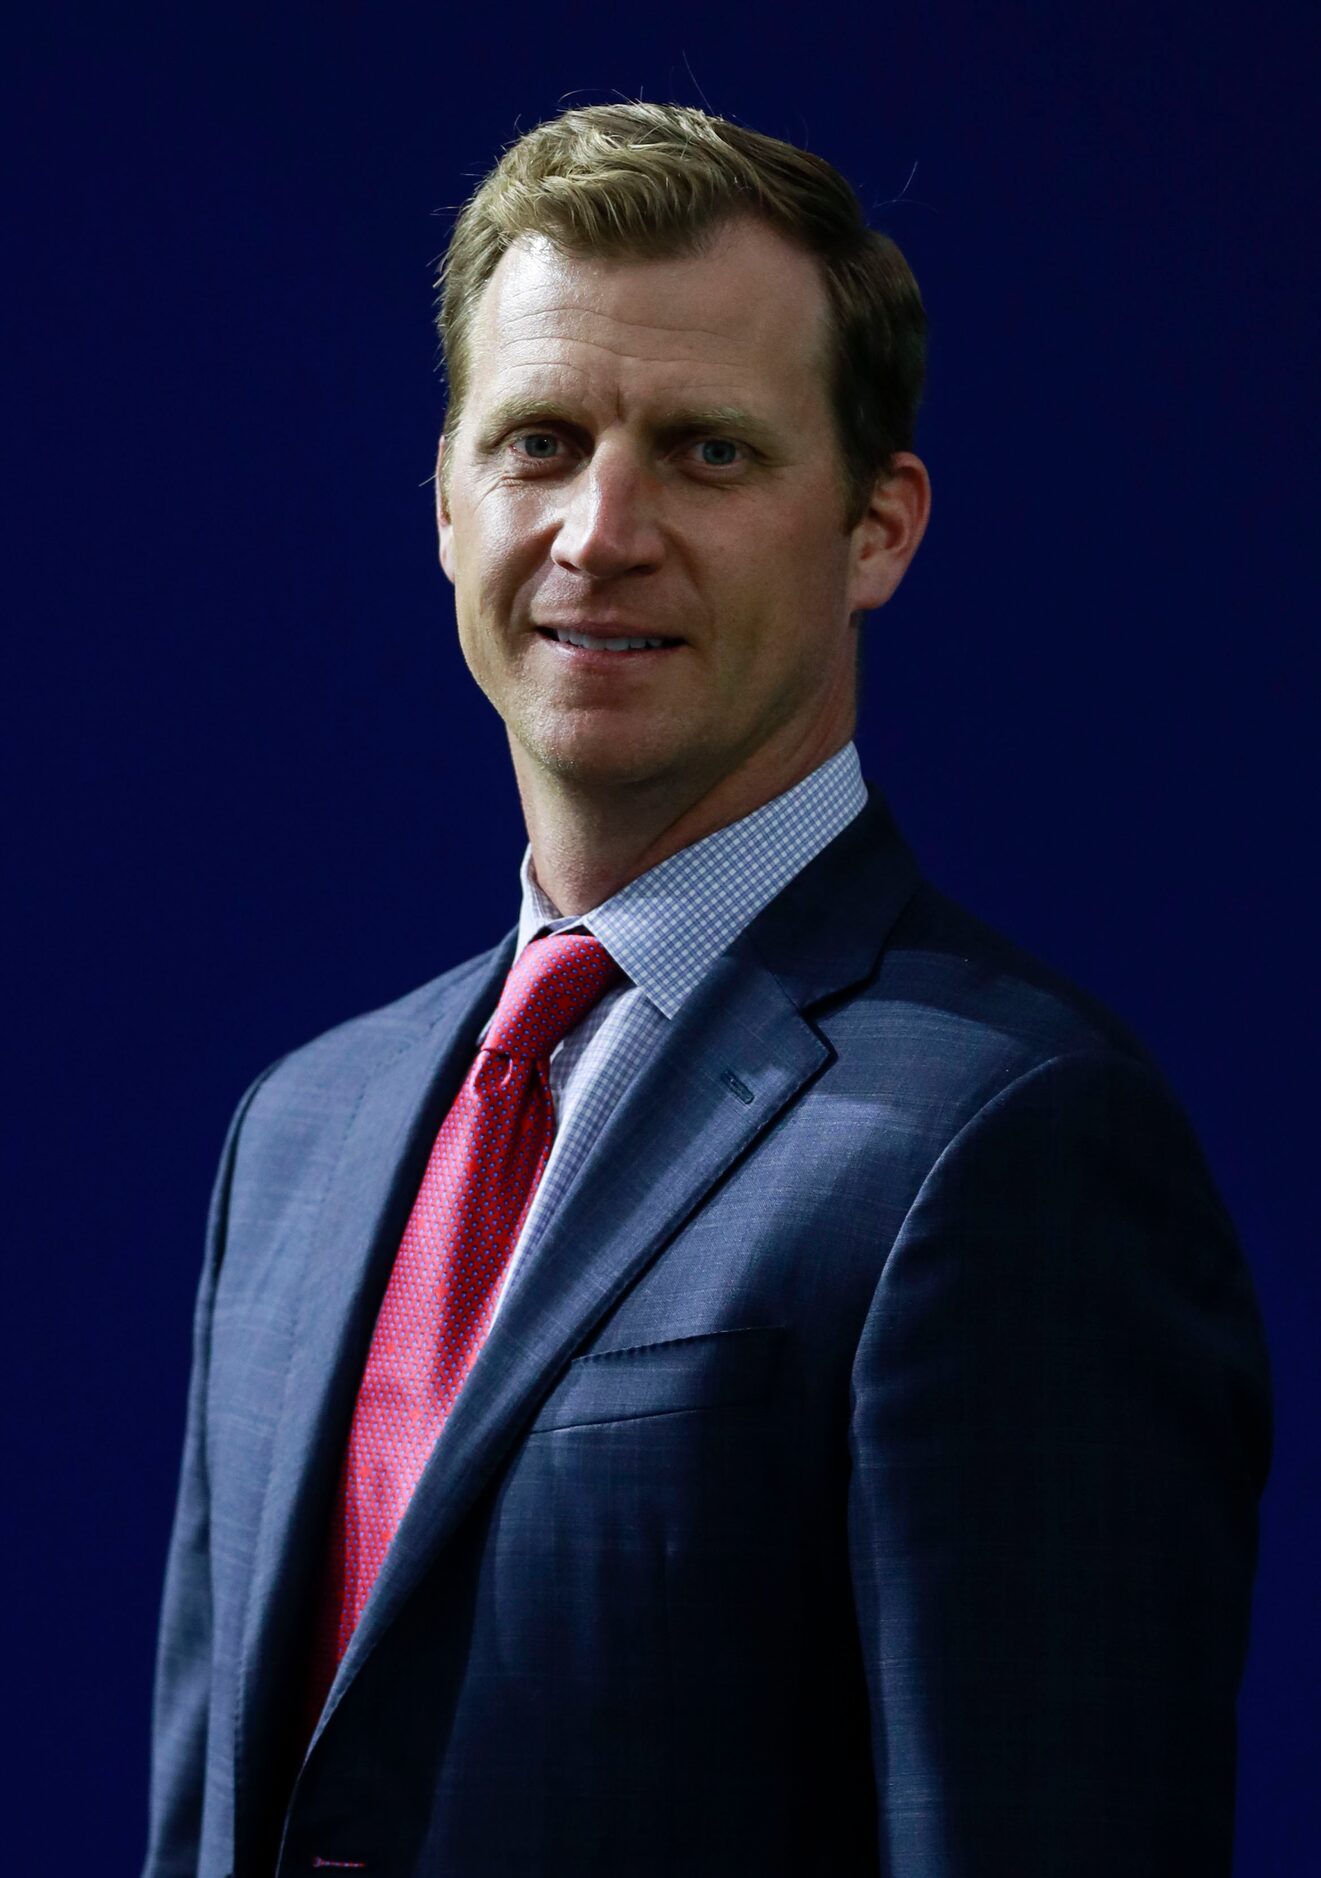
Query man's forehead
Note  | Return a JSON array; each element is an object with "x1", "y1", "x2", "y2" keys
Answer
[
  {"x1": 485, "y1": 222, "x2": 822, "y2": 310},
  {"x1": 466, "y1": 226, "x2": 830, "y2": 412}
]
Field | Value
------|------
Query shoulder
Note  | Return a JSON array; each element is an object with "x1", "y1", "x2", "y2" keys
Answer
[
  {"x1": 762, "y1": 787, "x2": 1173, "y2": 1142},
  {"x1": 836, "y1": 873, "x2": 1166, "y2": 1104},
  {"x1": 807, "y1": 874, "x2": 1227, "y2": 1232},
  {"x1": 846, "y1": 886, "x2": 1268, "y2": 1421}
]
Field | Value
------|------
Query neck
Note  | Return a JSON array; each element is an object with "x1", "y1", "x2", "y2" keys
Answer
[{"x1": 512, "y1": 720, "x2": 854, "y2": 917}]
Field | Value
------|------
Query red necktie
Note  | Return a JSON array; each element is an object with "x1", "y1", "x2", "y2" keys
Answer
[{"x1": 308, "y1": 931, "x2": 623, "y2": 1724}]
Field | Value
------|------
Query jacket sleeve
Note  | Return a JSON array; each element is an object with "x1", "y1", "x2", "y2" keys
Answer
[
  {"x1": 847, "y1": 1048, "x2": 1272, "y2": 1878},
  {"x1": 142, "y1": 1065, "x2": 280, "y2": 1878}
]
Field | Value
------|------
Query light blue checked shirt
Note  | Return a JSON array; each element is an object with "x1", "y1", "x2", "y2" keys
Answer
[{"x1": 483, "y1": 740, "x2": 868, "y2": 1323}]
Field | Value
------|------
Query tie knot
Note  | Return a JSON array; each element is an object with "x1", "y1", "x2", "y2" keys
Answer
[{"x1": 483, "y1": 932, "x2": 623, "y2": 1063}]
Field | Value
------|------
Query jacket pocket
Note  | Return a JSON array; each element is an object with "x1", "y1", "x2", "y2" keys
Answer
[{"x1": 528, "y1": 1324, "x2": 786, "y2": 1432}]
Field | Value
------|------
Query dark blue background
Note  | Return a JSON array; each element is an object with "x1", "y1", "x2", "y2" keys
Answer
[{"x1": 7, "y1": 3, "x2": 1316, "y2": 1869}]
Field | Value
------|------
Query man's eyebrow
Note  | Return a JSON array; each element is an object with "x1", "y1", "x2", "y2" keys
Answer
[
  {"x1": 475, "y1": 396, "x2": 786, "y2": 454},
  {"x1": 653, "y1": 404, "x2": 786, "y2": 452},
  {"x1": 474, "y1": 396, "x2": 576, "y2": 442}
]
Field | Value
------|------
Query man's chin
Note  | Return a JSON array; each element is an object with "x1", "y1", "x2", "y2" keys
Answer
[{"x1": 514, "y1": 727, "x2": 696, "y2": 799}]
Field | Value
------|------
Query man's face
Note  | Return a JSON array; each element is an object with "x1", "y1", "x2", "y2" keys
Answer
[{"x1": 437, "y1": 216, "x2": 913, "y2": 805}]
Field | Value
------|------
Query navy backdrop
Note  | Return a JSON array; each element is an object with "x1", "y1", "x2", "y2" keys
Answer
[{"x1": 7, "y1": 2, "x2": 1316, "y2": 1869}]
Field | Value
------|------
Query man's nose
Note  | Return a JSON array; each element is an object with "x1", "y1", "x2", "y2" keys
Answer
[{"x1": 550, "y1": 445, "x2": 664, "y2": 579}]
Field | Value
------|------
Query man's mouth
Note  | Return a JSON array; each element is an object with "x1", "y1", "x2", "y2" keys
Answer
[{"x1": 536, "y1": 627, "x2": 682, "y2": 653}]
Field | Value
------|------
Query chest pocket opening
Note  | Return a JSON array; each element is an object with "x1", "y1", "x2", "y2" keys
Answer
[{"x1": 528, "y1": 1324, "x2": 786, "y2": 1433}]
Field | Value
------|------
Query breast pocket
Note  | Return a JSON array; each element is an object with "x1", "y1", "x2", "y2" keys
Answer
[{"x1": 528, "y1": 1324, "x2": 786, "y2": 1433}]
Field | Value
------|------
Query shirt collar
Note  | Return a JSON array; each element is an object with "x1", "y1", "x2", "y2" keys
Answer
[{"x1": 512, "y1": 741, "x2": 867, "y2": 1020}]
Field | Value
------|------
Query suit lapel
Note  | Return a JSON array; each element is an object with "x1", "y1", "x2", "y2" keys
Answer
[
  {"x1": 309, "y1": 787, "x2": 923, "y2": 1742},
  {"x1": 233, "y1": 935, "x2": 516, "y2": 1838}
]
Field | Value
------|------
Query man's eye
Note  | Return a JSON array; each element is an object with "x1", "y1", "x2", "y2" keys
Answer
[
  {"x1": 694, "y1": 438, "x2": 742, "y2": 468},
  {"x1": 512, "y1": 433, "x2": 563, "y2": 462}
]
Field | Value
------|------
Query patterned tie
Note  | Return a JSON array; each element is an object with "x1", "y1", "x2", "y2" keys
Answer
[{"x1": 307, "y1": 930, "x2": 623, "y2": 1724}]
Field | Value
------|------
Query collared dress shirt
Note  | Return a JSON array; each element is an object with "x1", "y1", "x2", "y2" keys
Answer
[{"x1": 479, "y1": 740, "x2": 867, "y2": 1326}]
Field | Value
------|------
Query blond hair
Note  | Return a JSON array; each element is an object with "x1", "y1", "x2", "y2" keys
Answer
[{"x1": 436, "y1": 102, "x2": 926, "y2": 529}]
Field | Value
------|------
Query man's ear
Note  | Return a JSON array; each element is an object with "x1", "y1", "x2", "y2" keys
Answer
[
  {"x1": 435, "y1": 434, "x2": 456, "y2": 586},
  {"x1": 845, "y1": 451, "x2": 931, "y2": 617}
]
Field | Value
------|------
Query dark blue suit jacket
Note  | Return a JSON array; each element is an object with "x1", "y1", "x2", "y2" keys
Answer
[{"x1": 144, "y1": 788, "x2": 1271, "y2": 1877}]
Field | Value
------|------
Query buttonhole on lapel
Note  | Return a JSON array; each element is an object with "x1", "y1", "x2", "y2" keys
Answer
[{"x1": 720, "y1": 1068, "x2": 755, "y2": 1105}]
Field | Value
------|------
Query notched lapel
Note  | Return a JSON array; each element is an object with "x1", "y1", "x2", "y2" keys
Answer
[{"x1": 233, "y1": 936, "x2": 516, "y2": 1849}]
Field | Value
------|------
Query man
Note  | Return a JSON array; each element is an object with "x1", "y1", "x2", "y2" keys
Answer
[{"x1": 144, "y1": 103, "x2": 1271, "y2": 1878}]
